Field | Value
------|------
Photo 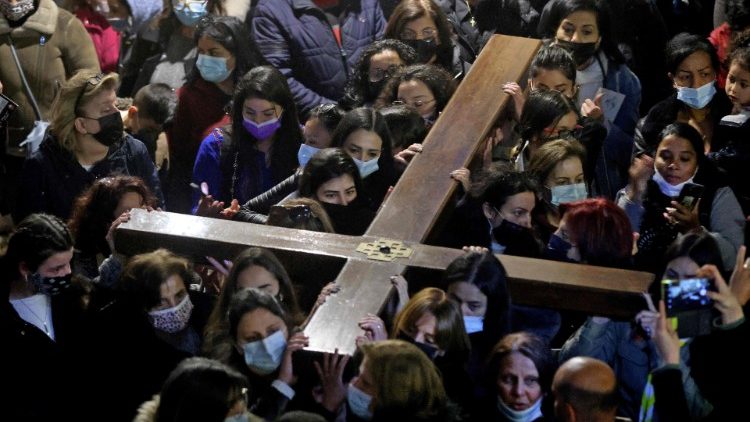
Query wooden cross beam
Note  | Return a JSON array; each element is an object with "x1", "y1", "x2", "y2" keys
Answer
[{"x1": 116, "y1": 36, "x2": 654, "y2": 356}]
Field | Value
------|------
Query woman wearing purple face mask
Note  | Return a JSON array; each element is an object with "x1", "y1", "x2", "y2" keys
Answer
[
  {"x1": 637, "y1": 33, "x2": 734, "y2": 156},
  {"x1": 86, "y1": 248, "x2": 215, "y2": 420},
  {"x1": 167, "y1": 15, "x2": 267, "y2": 214},
  {"x1": 192, "y1": 66, "x2": 303, "y2": 216}
]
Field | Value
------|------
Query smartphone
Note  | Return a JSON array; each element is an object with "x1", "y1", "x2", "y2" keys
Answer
[
  {"x1": 661, "y1": 277, "x2": 714, "y2": 317},
  {"x1": 677, "y1": 183, "x2": 704, "y2": 211},
  {"x1": 0, "y1": 93, "x2": 19, "y2": 124}
]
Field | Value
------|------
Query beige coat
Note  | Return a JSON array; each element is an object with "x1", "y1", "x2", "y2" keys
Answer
[{"x1": 0, "y1": 0, "x2": 99, "y2": 156}]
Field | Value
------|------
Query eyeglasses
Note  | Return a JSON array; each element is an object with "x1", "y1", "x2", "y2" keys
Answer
[
  {"x1": 540, "y1": 125, "x2": 583, "y2": 142},
  {"x1": 268, "y1": 205, "x2": 313, "y2": 225},
  {"x1": 392, "y1": 98, "x2": 436, "y2": 109},
  {"x1": 74, "y1": 73, "x2": 105, "y2": 113},
  {"x1": 368, "y1": 64, "x2": 401, "y2": 83},
  {"x1": 400, "y1": 27, "x2": 437, "y2": 40},
  {"x1": 172, "y1": 0, "x2": 208, "y2": 12}
]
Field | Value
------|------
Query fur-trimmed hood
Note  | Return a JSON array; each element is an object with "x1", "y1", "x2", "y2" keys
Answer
[{"x1": 133, "y1": 395, "x2": 159, "y2": 422}]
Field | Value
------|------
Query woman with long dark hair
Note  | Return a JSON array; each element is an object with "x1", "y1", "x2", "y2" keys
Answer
[
  {"x1": 193, "y1": 65, "x2": 302, "y2": 213},
  {"x1": 167, "y1": 15, "x2": 267, "y2": 213}
]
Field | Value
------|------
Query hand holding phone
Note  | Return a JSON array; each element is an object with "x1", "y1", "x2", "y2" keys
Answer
[
  {"x1": 661, "y1": 277, "x2": 715, "y2": 337},
  {"x1": 677, "y1": 183, "x2": 704, "y2": 211},
  {"x1": 661, "y1": 277, "x2": 714, "y2": 316}
]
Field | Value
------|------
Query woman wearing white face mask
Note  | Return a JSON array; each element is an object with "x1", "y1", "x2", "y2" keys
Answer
[
  {"x1": 331, "y1": 108, "x2": 397, "y2": 210},
  {"x1": 223, "y1": 288, "x2": 309, "y2": 421},
  {"x1": 527, "y1": 139, "x2": 589, "y2": 244},
  {"x1": 482, "y1": 332, "x2": 555, "y2": 422},
  {"x1": 637, "y1": 33, "x2": 734, "y2": 156},
  {"x1": 619, "y1": 122, "x2": 745, "y2": 274},
  {"x1": 86, "y1": 248, "x2": 215, "y2": 420}
]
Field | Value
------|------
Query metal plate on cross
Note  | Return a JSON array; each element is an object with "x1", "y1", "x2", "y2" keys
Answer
[{"x1": 356, "y1": 238, "x2": 413, "y2": 262}]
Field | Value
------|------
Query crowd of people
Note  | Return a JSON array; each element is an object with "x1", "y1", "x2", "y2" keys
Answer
[{"x1": 2, "y1": 0, "x2": 750, "y2": 421}]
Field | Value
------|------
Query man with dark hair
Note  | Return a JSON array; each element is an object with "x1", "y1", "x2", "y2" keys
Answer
[{"x1": 553, "y1": 356, "x2": 619, "y2": 422}]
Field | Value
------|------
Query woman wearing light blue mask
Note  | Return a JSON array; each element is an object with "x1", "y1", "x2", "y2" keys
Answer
[
  {"x1": 637, "y1": 33, "x2": 734, "y2": 157},
  {"x1": 443, "y1": 250, "x2": 556, "y2": 404},
  {"x1": 224, "y1": 288, "x2": 309, "y2": 421},
  {"x1": 331, "y1": 108, "x2": 398, "y2": 210},
  {"x1": 350, "y1": 340, "x2": 460, "y2": 421},
  {"x1": 169, "y1": 15, "x2": 267, "y2": 213},
  {"x1": 192, "y1": 66, "x2": 302, "y2": 216},
  {"x1": 527, "y1": 139, "x2": 589, "y2": 243}
]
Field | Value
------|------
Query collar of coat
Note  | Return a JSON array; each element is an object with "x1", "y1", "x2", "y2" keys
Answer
[{"x1": 0, "y1": 0, "x2": 58, "y2": 37}]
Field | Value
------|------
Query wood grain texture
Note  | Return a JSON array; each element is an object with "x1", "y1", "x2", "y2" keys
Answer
[
  {"x1": 366, "y1": 36, "x2": 542, "y2": 242},
  {"x1": 113, "y1": 36, "x2": 654, "y2": 355}
]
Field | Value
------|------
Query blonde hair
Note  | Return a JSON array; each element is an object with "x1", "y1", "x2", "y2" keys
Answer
[
  {"x1": 51, "y1": 71, "x2": 119, "y2": 152},
  {"x1": 360, "y1": 339, "x2": 448, "y2": 419},
  {"x1": 391, "y1": 287, "x2": 470, "y2": 357}
]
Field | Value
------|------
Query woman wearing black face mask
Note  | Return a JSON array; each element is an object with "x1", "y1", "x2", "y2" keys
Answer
[
  {"x1": 1, "y1": 213, "x2": 90, "y2": 420},
  {"x1": 385, "y1": 0, "x2": 474, "y2": 80},
  {"x1": 442, "y1": 167, "x2": 544, "y2": 257},
  {"x1": 15, "y1": 70, "x2": 164, "y2": 222},
  {"x1": 391, "y1": 287, "x2": 474, "y2": 415},
  {"x1": 538, "y1": 0, "x2": 641, "y2": 199}
]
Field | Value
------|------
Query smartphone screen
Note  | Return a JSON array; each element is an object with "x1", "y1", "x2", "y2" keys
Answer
[
  {"x1": 677, "y1": 183, "x2": 704, "y2": 211},
  {"x1": 662, "y1": 278, "x2": 713, "y2": 316}
]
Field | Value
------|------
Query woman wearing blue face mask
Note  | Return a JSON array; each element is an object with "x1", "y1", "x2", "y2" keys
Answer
[
  {"x1": 618, "y1": 123, "x2": 745, "y2": 275},
  {"x1": 443, "y1": 251, "x2": 532, "y2": 406},
  {"x1": 527, "y1": 139, "x2": 589, "y2": 245},
  {"x1": 331, "y1": 108, "x2": 397, "y2": 210},
  {"x1": 637, "y1": 33, "x2": 734, "y2": 157},
  {"x1": 346, "y1": 340, "x2": 460, "y2": 421},
  {"x1": 223, "y1": 288, "x2": 309, "y2": 421},
  {"x1": 119, "y1": 0, "x2": 226, "y2": 97},
  {"x1": 168, "y1": 16, "x2": 266, "y2": 213},
  {"x1": 193, "y1": 65, "x2": 302, "y2": 216},
  {"x1": 538, "y1": 0, "x2": 642, "y2": 198}
]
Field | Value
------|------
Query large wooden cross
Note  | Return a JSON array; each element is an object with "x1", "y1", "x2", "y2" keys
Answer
[{"x1": 117, "y1": 36, "x2": 654, "y2": 356}]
